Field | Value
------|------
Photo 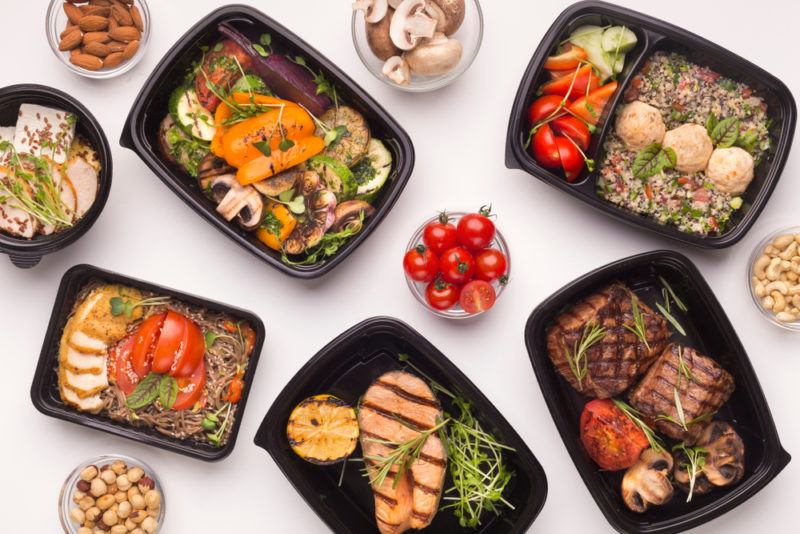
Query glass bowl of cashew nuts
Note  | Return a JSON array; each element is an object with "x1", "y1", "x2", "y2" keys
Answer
[{"x1": 748, "y1": 226, "x2": 800, "y2": 331}]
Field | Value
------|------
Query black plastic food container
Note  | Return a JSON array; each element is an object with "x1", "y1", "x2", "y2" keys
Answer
[
  {"x1": 505, "y1": 1, "x2": 796, "y2": 248},
  {"x1": 120, "y1": 4, "x2": 415, "y2": 278},
  {"x1": 256, "y1": 317, "x2": 547, "y2": 533},
  {"x1": 30, "y1": 264, "x2": 266, "y2": 461},
  {"x1": 0, "y1": 84, "x2": 112, "y2": 268},
  {"x1": 524, "y1": 250, "x2": 790, "y2": 533}
]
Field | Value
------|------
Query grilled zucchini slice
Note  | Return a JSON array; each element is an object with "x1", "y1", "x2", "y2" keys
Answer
[
  {"x1": 317, "y1": 106, "x2": 371, "y2": 167},
  {"x1": 287, "y1": 394, "x2": 359, "y2": 464}
]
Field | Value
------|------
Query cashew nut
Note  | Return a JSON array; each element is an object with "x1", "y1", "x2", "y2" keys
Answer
[
  {"x1": 792, "y1": 257, "x2": 800, "y2": 274},
  {"x1": 796, "y1": 233, "x2": 800, "y2": 245},
  {"x1": 793, "y1": 294, "x2": 800, "y2": 309},
  {"x1": 766, "y1": 257, "x2": 783, "y2": 281},
  {"x1": 789, "y1": 284, "x2": 800, "y2": 296},
  {"x1": 765, "y1": 281, "x2": 789, "y2": 295},
  {"x1": 772, "y1": 291, "x2": 787, "y2": 313},
  {"x1": 766, "y1": 245, "x2": 778, "y2": 255},
  {"x1": 755, "y1": 281, "x2": 766, "y2": 297},
  {"x1": 788, "y1": 271, "x2": 798, "y2": 282},
  {"x1": 776, "y1": 311, "x2": 798, "y2": 323},
  {"x1": 753, "y1": 255, "x2": 771, "y2": 279},
  {"x1": 773, "y1": 234, "x2": 795, "y2": 249},
  {"x1": 779, "y1": 241, "x2": 798, "y2": 260},
  {"x1": 762, "y1": 295, "x2": 775, "y2": 310}
]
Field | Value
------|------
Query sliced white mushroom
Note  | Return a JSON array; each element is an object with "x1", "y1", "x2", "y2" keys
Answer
[
  {"x1": 352, "y1": 0, "x2": 389, "y2": 23},
  {"x1": 236, "y1": 189, "x2": 265, "y2": 230},
  {"x1": 64, "y1": 156, "x2": 98, "y2": 219},
  {"x1": 405, "y1": 32, "x2": 462, "y2": 76},
  {"x1": 622, "y1": 448, "x2": 675, "y2": 513},
  {"x1": 382, "y1": 55, "x2": 412, "y2": 85},
  {"x1": 390, "y1": 0, "x2": 438, "y2": 50}
]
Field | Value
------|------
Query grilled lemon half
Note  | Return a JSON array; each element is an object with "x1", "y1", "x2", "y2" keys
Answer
[{"x1": 287, "y1": 394, "x2": 359, "y2": 464}]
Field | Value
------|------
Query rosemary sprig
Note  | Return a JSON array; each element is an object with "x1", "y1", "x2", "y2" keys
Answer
[
  {"x1": 656, "y1": 300, "x2": 686, "y2": 335},
  {"x1": 673, "y1": 443, "x2": 707, "y2": 502},
  {"x1": 612, "y1": 399, "x2": 665, "y2": 452},
  {"x1": 563, "y1": 322, "x2": 606, "y2": 391},
  {"x1": 659, "y1": 276, "x2": 688, "y2": 312},
  {"x1": 623, "y1": 296, "x2": 651, "y2": 350},
  {"x1": 655, "y1": 348, "x2": 696, "y2": 431}
]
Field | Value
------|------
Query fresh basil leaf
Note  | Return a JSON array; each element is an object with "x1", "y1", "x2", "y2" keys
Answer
[
  {"x1": 278, "y1": 138, "x2": 295, "y2": 151},
  {"x1": 253, "y1": 140, "x2": 271, "y2": 157},
  {"x1": 109, "y1": 297, "x2": 127, "y2": 317},
  {"x1": 711, "y1": 117, "x2": 740, "y2": 148},
  {"x1": 632, "y1": 143, "x2": 665, "y2": 179},
  {"x1": 126, "y1": 373, "x2": 161, "y2": 410},
  {"x1": 159, "y1": 375, "x2": 178, "y2": 410},
  {"x1": 252, "y1": 44, "x2": 269, "y2": 57}
]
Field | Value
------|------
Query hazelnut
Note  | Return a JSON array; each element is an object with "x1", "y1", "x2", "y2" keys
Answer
[
  {"x1": 78, "y1": 495, "x2": 95, "y2": 511},
  {"x1": 110, "y1": 526, "x2": 127, "y2": 534},
  {"x1": 69, "y1": 507, "x2": 86, "y2": 524},
  {"x1": 80, "y1": 465, "x2": 98, "y2": 482},
  {"x1": 90, "y1": 478, "x2": 108, "y2": 497},
  {"x1": 78, "y1": 528, "x2": 93, "y2": 534},
  {"x1": 141, "y1": 516, "x2": 158, "y2": 533},
  {"x1": 102, "y1": 509, "x2": 118, "y2": 526},
  {"x1": 131, "y1": 529, "x2": 145, "y2": 534},
  {"x1": 129, "y1": 510, "x2": 147, "y2": 524},
  {"x1": 127, "y1": 467, "x2": 144, "y2": 483},
  {"x1": 100, "y1": 469, "x2": 117, "y2": 485},
  {"x1": 130, "y1": 494, "x2": 145, "y2": 510},
  {"x1": 100, "y1": 464, "x2": 111, "y2": 472},
  {"x1": 144, "y1": 490, "x2": 161, "y2": 510},
  {"x1": 73, "y1": 490, "x2": 87, "y2": 503},
  {"x1": 116, "y1": 474, "x2": 131, "y2": 491},
  {"x1": 95, "y1": 518, "x2": 109, "y2": 531},
  {"x1": 111, "y1": 460, "x2": 127, "y2": 475},
  {"x1": 77, "y1": 479, "x2": 91, "y2": 492},
  {"x1": 107, "y1": 483, "x2": 118, "y2": 495},
  {"x1": 127, "y1": 487, "x2": 141, "y2": 500},
  {"x1": 124, "y1": 519, "x2": 137, "y2": 530},
  {"x1": 96, "y1": 494, "x2": 116, "y2": 510},
  {"x1": 115, "y1": 491, "x2": 127, "y2": 503},
  {"x1": 117, "y1": 501, "x2": 132, "y2": 519},
  {"x1": 137, "y1": 476, "x2": 155, "y2": 492},
  {"x1": 86, "y1": 507, "x2": 102, "y2": 522}
]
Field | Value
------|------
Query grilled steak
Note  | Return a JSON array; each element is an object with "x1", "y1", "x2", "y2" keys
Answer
[
  {"x1": 546, "y1": 283, "x2": 670, "y2": 398},
  {"x1": 359, "y1": 371, "x2": 447, "y2": 534},
  {"x1": 629, "y1": 344, "x2": 735, "y2": 444}
]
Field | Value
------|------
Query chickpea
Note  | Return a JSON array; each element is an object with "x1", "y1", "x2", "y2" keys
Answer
[
  {"x1": 102, "y1": 509, "x2": 118, "y2": 526},
  {"x1": 100, "y1": 469, "x2": 117, "y2": 485},
  {"x1": 69, "y1": 507, "x2": 86, "y2": 524},
  {"x1": 144, "y1": 490, "x2": 161, "y2": 510},
  {"x1": 90, "y1": 478, "x2": 107, "y2": 498},
  {"x1": 116, "y1": 474, "x2": 131, "y2": 491},
  {"x1": 117, "y1": 500, "x2": 132, "y2": 520},
  {"x1": 141, "y1": 516, "x2": 158, "y2": 533},
  {"x1": 85, "y1": 506, "x2": 102, "y2": 522},
  {"x1": 96, "y1": 494, "x2": 116, "y2": 511},
  {"x1": 80, "y1": 465, "x2": 98, "y2": 482},
  {"x1": 127, "y1": 467, "x2": 144, "y2": 483},
  {"x1": 111, "y1": 460, "x2": 127, "y2": 475}
]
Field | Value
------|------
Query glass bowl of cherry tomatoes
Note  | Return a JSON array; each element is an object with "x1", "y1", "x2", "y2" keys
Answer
[{"x1": 403, "y1": 207, "x2": 510, "y2": 318}]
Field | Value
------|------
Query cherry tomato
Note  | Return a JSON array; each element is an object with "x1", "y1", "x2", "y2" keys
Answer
[
  {"x1": 422, "y1": 213, "x2": 458, "y2": 255},
  {"x1": 551, "y1": 116, "x2": 591, "y2": 151},
  {"x1": 527, "y1": 95, "x2": 564, "y2": 124},
  {"x1": 543, "y1": 45, "x2": 587, "y2": 70},
  {"x1": 459, "y1": 280, "x2": 496, "y2": 314},
  {"x1": 172, "y1": 359, "x2": 206, "y2": 411},
  {"x1": 580, "y1": 399, "x2": 649, "y2": 471},
  {"x1": 112, "y1": 334, "x2": 138, "y2": 395},
  {"x1": 425, "y1": 278, "x2": 460, "y2": 311},
  {"x1": 541, "y1": 65, "x2": 600, "y2": 101},
  {"x1": 403, "y1": 244, "x2": 439, "y2": 282},
  {"x1": 131, "y1": 312, "x2": 166, "y2": 378},
  {"x1": 439, "y1": 247, "x2": 475, "y2": 284},
  {"x1": 170, "y1": 318, "x2": 206, "y2": 378},
  {"x1": 456, "y1": 209, "x2": 496, "y2": 251},
  {"x1": 195, "y1": 40, "x2": 253, "y2": 112},
  {"x1": 151, "y1": 311, "x2": 187, "y2": 374},
  {"x1": 569, "y1": 81, "x2": 618, "y2": 125},
  {"x1": 224, "y1": 374, "x2": 244, "y2": 404},
  {"x1": 555, "y1": 136, "x2": 585, "y2": 182},
  {"x1": 475, "y1": 249, "x2": 508, "y2": 282},
  {"x1": 531, "y1": 124, "x2": 561, "y2": 169}
]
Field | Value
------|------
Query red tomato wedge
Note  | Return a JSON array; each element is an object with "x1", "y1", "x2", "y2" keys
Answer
[
  {"x1": 527, "y1": 95, "x2": 564, "y2": 124},
  {"x1": 543, "y1": 46, "x2": 587, "y2": 71},
  {"x1": 131, "y1": 312, "x2": 166, "y2": 378},
  {"x1": 151, "y1": 311, "x2": 187, "y2": 374},
  {"x1": 555, "y1": 136, "x2": 584, "y2": 182},
  {"x1": 580, "y1": 399, "x2": 649, "y2": 471},
  {"x1": 173, "y1": 359, "x2": 206, "y2": 411},
  {"x1": 531, "y1": 124, "x2": 561, "y2": 169},
  {"x1": 568, "y1": 82, "x2": 618, "y2": 125},
  {"x1": 112, "y1": 334, "x2": 138, "y2": 395},
  {"x1": 551, "y1": 116, "x2": 591, "y2": 151},
  {"x1": 170, "y1": 318, "x2": 206, "y2": 378},
  {"x1": 541, "y1": 65, "x2": 600, "y2": 101},
  {"x1": 459, "y1": 280, "x2": 496, "y2": 314}
]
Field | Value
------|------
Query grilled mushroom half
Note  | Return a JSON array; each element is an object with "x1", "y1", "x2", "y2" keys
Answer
[
  {"x1": 283, "y1": 172, "x2": 337, "y2": 255},
  {"x1": 331, "y1": 200, "x2": 376, "y2": 233},
  {"x1": 208, "y1": 174, "x2": 265, "y2": 231},
  {"x1": 674, "y1": 422, "x2": 745, "y2": 496},
  {"x1": 621, "y1": 448, "x2": 675, "y2": 513},
  {"x1": 198, "y1": 154, "x2": 235, "y2": 189}
]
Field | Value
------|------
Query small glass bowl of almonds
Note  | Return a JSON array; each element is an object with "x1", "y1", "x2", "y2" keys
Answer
[
  {"x1": 748, "y1": 226, "x2": 800, "y2": 331},
  {"x1": 46, "y1": 0, "x2": 150, "y2": 79},
  {"x1": 59, "y1": 454, "x2": 165, "y2": 533}
]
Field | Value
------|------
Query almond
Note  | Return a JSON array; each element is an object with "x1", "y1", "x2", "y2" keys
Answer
[
  {"x1": 84, "y1": 41, "x2": 110, "y2": 58},
  {"x1": 109, "y1": 25, "x2": 139, "y2": 43},
  {"x1": 83, "y1": 31, "x2": 110, "y2": 44},
  {"x1": 60, "y1": 25, "x2": 81, "y2": 39},
  {"x1": 129, "y1": 5, "x2": 144, "y2": 31},
  {"x1": 103, "y1": 52, "x2": 125, "y2": 69},
  {"x1": 63, "y1": 3, "x2": 84, "y2": 25},
  {"x1": 122, "y1": 39, "x2": 139, "y2": 60},
  {"x1": 78, "y1": 15, "x2": 109, "y2": 32},
  {"x1": 107, "y1": 40, "x2": 127, "y2": 53},
  {"x1": 108, "y1": 16, "x2": 119, "y2": 31},
  {"x1": 70, "y1": 53, "x2": 103, "y2": 71},
  {"x1": 84, "y1": 6, "x2": 111, "y2": 17},
  {"x1": 89, "y1": 0, "x2": 112, "y2": 6},
  {"x1": 58, "y1": 30, "x2": 83, "y2": 51},
  {"x1": 110, "y1": 3, "x2": 133, "y2": 26}
]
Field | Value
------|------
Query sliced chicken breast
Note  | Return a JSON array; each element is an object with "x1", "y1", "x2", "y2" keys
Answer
[
  {"x1": 61, "y1": 366, "x2": 108, "y2": 398},
  {"x1": 60, "y1": 384, "x2": 104, "y2": 413},
  {"x1": 69, "y1": 329, "x2": 107, "y2": 354},
  {"x1": 62, "y1": 345, "x2": 105, "y2": 375},
  {"x1": 64, "y1": 156, "x2": 98, "y2": 218},
  {"x1": 0, "y1": 200, "x2": 36, "y2": 238}
]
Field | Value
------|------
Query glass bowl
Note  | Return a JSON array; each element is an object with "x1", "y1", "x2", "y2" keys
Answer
[
  {"x1": 46, "y1": 0, "x2": 151, "y2": 79},
  {"x1": 351, "y1": 0, "x2": 483, "y2": 92},
  {"x1": 59, "y1": 454, "x2": 166, "y2": 533},
  {"x1": 746, "y1": 225, "x2": 800, "y2": 331},
  {"x1": 405, "y1": 211, "x2": 510, "y2": 319}
]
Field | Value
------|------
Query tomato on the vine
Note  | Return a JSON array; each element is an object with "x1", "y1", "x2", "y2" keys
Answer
[
  {"x1": 425, "y1": 277, "x2": 460, "y2": 311},
  {"x1": 456, "y1": 208, "x2": 496, "y2": 251},
  {"x1": 403, "y1": 244, "x2": 439, "y2": 282},
  {"x1": 422, "y1": 213, "x2": 457, "y2": 255},
  {"x1": 475, "y1": 249, "x2": 508, "y2": 282},
  {"x1": 439, "y1": 246, "x2": 475, "y2": 285},
  {"x1": 459, "y1": 280, "x2": 496, "y2": 314}
]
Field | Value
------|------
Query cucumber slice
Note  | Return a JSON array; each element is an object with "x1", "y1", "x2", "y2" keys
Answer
[
  {"x1": 169, "y1": 86, "x2": 216, "y2": 142},
  {"x1": 569, "y1": 25, "x2": 604, "y2": 49},
  {"x1": 231, "y1": 74, "x2": 270, "y2": 95},
  {"x1": 605, "y1": 50, "x2": 626, "y2": 75},
  {"x1": 569, "y1": 26, "x2": 613, "y2": 80},
  {"x1": 601, "y1": 26, "x2": 637, "y2": 54},
  {"x1": 353, "y1": 139, "x2": 392, "y2": 197},
  {"x1": 307, "y1": 155, "x2": 356, "y2": 200}
]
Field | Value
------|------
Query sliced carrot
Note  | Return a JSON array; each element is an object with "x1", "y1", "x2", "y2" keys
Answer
[{"x1": 236, "y1": 136, "x2": 325, "y2": 185}]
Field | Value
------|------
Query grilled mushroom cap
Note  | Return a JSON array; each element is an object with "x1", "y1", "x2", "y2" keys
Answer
[
  {"x1": 198, "y1": 154, "x2": 235, "y2": 189},
  {"x1": 674, "y1": 422, "x2": 745, "y2": 495},
  {"x1": 236, "y1": 189, "x2": 265, "y2": 230},
  {"x1": 331, "y1": 200, "x2": 376, "y2": 233},
  {"x1": 283, "y1": 172, "x2": 337, "y2": 255},
  {"x1": 621, "y1": 448, "x2": 675, "y2": 513}
]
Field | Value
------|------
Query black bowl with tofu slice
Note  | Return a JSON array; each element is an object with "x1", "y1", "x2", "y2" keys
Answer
[
  {"x1": 255, "y1": 317, "x2": 547, "y2": 533},
  {"x1": 30, "y1": 263, "x2": 265, "y2": 461},
  {"x1": 524, "y1": 250, "x2": 790, "y2": 533},
  {"x1": 505, "y1": 1, "x2": 796, "y2": 248},
  {"x1": 0, "y1": 84, "x2": 112, "y2": 268},
  {"x1": 120, "y1": 5, "x2": 414, "y2": 279}
]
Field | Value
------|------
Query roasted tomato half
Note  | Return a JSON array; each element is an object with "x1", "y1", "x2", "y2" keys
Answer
[
  {"x1": 580, "y1": 399, "x2": 649, "y2": 471},
  {"x1": 195, "y1": 40, "x2": 253, "y2": 112}
]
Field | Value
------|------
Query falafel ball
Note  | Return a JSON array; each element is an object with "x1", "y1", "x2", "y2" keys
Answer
[
  {"x1": 662, "y1": 123, "x2": 714, "y2": 173},
  {"x1": 706, "y1": 147, "x2": 754, "y2": 194},
  {"x1": 616, "y1": 101, "x2": 666, "y2": 150}
]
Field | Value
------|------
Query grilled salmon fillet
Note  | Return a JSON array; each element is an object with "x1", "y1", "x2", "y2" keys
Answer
[
  {"x1": 546, "y1": 283, "x2": 670, "y2": 398},
  {"x1": 629, "y1": 344, "x2": 735, "y2": 444},
  {"x1": 359, "y1": 371, "x2": 447, "y2": 534}
]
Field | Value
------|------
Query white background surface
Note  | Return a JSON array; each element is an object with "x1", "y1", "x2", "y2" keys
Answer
[{"x1": 1, "y1": 0, "x2": 798, "y2": 532}]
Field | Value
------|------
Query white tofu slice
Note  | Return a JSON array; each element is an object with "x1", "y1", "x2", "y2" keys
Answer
[
  {"x1": 69, "y1": 329, "x2": 107, "y2": 354},
  {"x1": 64, "y1": 156, "x2": 98, "y2": 218},
  {"x1": 60, "y1": 384, "x2": 104, "y2": 413},
  {"x1": 63, "y1": 345, "x2": 106, "y2": 374},
  {"x1": 65, "y1": 366, "x2": 108, "y2": 397},
  {"x1": 13, "y1": 104, "x2": 76, "y2": 164}
]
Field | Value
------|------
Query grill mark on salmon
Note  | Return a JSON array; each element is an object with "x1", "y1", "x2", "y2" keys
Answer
[
  {"x1": 364, "y1": 459, "x2": 444, "y2": 492},
  {"x1": 360, "y1": 429, "x2": 447, "y2": 467},
  {"x1": 374, "y1": 380, "x2": 441, "y2": 408},
  {"x1": 360, "y1": 401, "x2": 435, "y2": 432}
]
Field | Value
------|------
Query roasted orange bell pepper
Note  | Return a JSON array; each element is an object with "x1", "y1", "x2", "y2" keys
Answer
[
  {"x1": 211, "y1": 93, "x2": 299, "y2": 158},
  {"x1": 237, "y1": 136, "x2": 325, "y2": 185},
  {"x1": 256, "y1": 201, "x2": 297, "y2": 250},
  {"x1": 221, "y1": 106, "x2": 315, "y2": 168},
  {"x1": 568, "y1": 81, "x2": 618, "y2": 125}
]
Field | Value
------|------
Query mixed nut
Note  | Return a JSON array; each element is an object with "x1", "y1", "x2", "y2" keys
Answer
[
  {"x1": 68, "y1": 459, "x2": 162, "y2": 533},
  {"x1": 752, "y1": 231, "x2": 800, "y2": 323},
  {"x1": 58, "y1": 0, "x2": 144, "y2": 72}
]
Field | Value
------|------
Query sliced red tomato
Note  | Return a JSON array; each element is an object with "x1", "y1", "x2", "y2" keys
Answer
[
  {"x1": 551, "y1": 116, "x2": 591, "y2": 151},
  {"x1": 555, "y1": 136, "x2": 585, "y2": 182},
  {"x1": 459, "y1": 280, "x2": 496, "y2": 314},
  {"x1": 531, "y1": 124, "x2": 561, "y2": 169},
  {"x1": 568, "y1": 82, "x2": 618, "y2": 125},
  {"x1": 172, "y1": 359, "x2": 206, "y2": 411},
  {"x1": 580, "y1": 399, "x2": 649, "y2": 471},
  {"x1": 131, "y1": 312, "x2": 166, "y2": 378},
  {"x1": 527, "y1": 95, "x2": 564, "y2": 124},
  {"x1": 543, "y1": 45, "x2": 587, "y2": 71},
  {"x1": 112, "y1": 334, "x2": 138, "y2": 395},
  {"x1": 151, "y1": 311, "x2": 187, "y2": 374},
  {"x1": 170, "y1": 318, "x2": 206, "y2": 378},
  {"x1": 541, "y1": 65, "x2": 600, "y2": 101}
]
